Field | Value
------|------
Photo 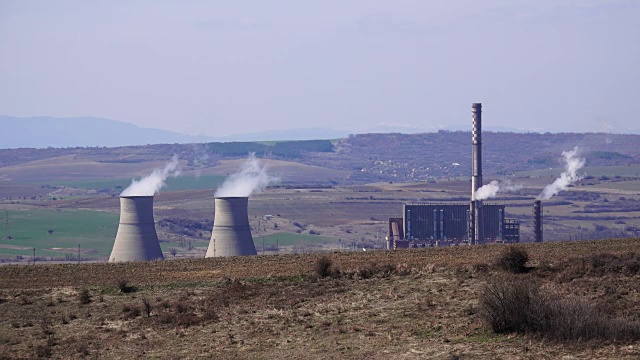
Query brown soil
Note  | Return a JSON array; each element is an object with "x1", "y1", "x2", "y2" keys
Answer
[{"x1": 1, "y1": 239, "x2": 639, "y2": 359}]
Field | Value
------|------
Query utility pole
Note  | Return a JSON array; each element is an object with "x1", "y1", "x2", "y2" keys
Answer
[{"x1": 4, "y1": 210, "x2": 8, "y2": 240}]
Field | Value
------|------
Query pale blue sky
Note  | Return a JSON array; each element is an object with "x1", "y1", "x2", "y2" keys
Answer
[{"x1": 1, "y1": 1, "x2": 639, "y2": 136}]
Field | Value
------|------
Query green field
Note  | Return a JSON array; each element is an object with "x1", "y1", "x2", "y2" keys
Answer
[
  {"x1": 0, "y1": 209, "x2": 336, "y2": 260},
  {"x1": 51, "y1": 175, "x2": 227, "y2": 192},
  {"x1": 0, "y1": 209, "x2": 118, "y2": 259}
]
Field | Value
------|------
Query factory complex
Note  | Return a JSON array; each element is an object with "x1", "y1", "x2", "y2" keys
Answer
[{"x1": 104, "y1": 102, "x2": 546, "y2": 262}]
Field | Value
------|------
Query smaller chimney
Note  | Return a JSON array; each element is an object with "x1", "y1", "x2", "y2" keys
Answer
[
  {"x1": 533, "y1": 200, "x2": 543, "y2": 242},
  {"x1": 475, "y1": 200, "x2": 484, "y2": 244},
  {"x1": 469, "y1": 201, "x2": 476, "y2": 244}
]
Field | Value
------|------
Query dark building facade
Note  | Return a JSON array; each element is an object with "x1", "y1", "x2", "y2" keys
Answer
[{"x1": 403, "y1": 203, "x2": 517, "y2": 242}]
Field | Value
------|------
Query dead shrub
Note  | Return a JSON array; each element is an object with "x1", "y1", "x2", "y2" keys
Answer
[
  {"x1": 557, "y1": 252, "x2": 640, "y2": 282},
  {"x1": 175, "y1": 312, "x2": 200, "y2": 327},
  {"x1": 36, "y1": 345, "x2": 51, "y2": 358},
  {"x1": 172, "y1": 301, "x2": 189, "y2": 314},
  {"x1": 46, "y1": 337, "x2": 57, "y2": 347},
  {"x1": 202, "y1": 307, "x2": 219, "y2": 322},
  {"x1": 116, "y1": 279, "x2": 135, "y2": 293},
  {"x1": 122, "y1": 304, "x2": 141, "y2": 320},
  {"x1": 76, "y1": 344, "x2": 90, "y2": 356},
  {"x1": 156, "y1": 297, "x2": 220, "y2": 328},
  {"x1": 77, "y1": 289, "x2": 91, "y2": 305},
  {"x1": 315, "y1": 256, "x2": 333, "y2": 278},
  {"x1": 472, "y1": 263, "x2": 490, "y2": 273},
  {"x1": 40, "y1": 317, "x2": 54, "y2": 338},
  {"x1": 157, "y1": 312, "x2": 176, "y2": 325},
  {"x1": 35, "y1": 345, "x2": 52, "y2": 358},
  {"x1": 210, "y1": 279, "x2": 254, "y2": 306},
  {"x1": 378, "y1": 264, "x2": 397, "y2": 277},
  {"x1": 480, "y1": 275, "x2": 543, "y2": 334},
  {"x1": 480, "y1": 274, "x2": 640, "y2": 341},
  {"x1": 357, "y1": 263, "x2": 397, "y2": 279},
  {"x1": 142, "y1": 298, "x2": 152, "y2": 317},
  {"x1": 395, "y1": 263, "x2": 412, "y2": 275},
  {"x1": 494, "y1": 246, "x2": 529, "y2": 273},
  {"x1": 19, "y1": 296, "x2": 32, "y2": 305}
]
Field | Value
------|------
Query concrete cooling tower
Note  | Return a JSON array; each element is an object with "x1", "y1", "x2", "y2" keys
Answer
[
  {"x1": 109, "y1": 196, "x2": 164, "y2": 262},
  {"x1": 206, "y1": 197, "x2": 257, "y2": 257}
]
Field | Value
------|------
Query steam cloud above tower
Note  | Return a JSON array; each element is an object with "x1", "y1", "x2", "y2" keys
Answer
[
  {"x1": 473, "y1": 180, "x2": 523, "y2": 201},
  {"x1": 215, "y1": 153, "x2": 278, "y2": 197},
  {"x1": 120, "y1": 155, "x2": 181, "y2": 196},
  {"x1": 538, "y1": 146, "x2": 586, "y2": 200}
]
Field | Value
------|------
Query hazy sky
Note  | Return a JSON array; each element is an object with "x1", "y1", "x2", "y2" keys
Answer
[{"x1": 1, "y1": 1, "x2": 639, "y2": 136}]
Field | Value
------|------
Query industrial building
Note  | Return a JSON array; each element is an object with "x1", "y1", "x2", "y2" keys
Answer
[
  {"x1": 388, "y1": 103, "x2": 522, "y2": 249},
  {"x1": 405, "y1": 203, "x2": 507, "y2": 241},
  {"x1": 389, "y1": 203, "x2": 520, "y2": 248}
]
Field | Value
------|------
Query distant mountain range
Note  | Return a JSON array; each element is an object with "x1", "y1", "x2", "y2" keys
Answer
[
  {"x1": 3, "y1": 115, "x2": 639, "y2": 149},
  {"x1": 1, "y1": 116, "x2": 353, "y2": 148},
  {"x1": 0, "y1": 116, "x2": 215, "y2": 149}
]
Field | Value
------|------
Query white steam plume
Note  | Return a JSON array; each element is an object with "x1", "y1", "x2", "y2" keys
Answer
[
  {"x1": 120, "y1": 155, "x2": 181, "y2": 196},
  {"x1": 473, "y1": 180, "x2": 523, "y2": 201},
  {"x1": 538, "y1": 146, "x2": 585, "y2": 200},
  {"x1": 215, "y1": 153, "x2": 278, "y2": 197}
]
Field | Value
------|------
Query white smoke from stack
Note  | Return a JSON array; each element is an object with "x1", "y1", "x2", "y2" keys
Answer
[
  {"x1": 538, "y1": 146, "x2": 585, "y2": 200},
  {"x1": 473, "y1": 180, "x2": 523, "y2": 200},
  {"x1": 215, "y1": 153, "x2": 278, "y2": 197},
  {"x1": 190, "y1": 143, "x2": 210, "y2": 179},
  {"x1": 120, "y1": 155, "x2": 181, "y2": 196}
]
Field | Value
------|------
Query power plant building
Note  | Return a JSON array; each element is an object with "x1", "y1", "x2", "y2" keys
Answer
[
  {"x1": 387, "y1": 102, "x2": 522, "y2": 249},
  {"x1": 404, "y1": 203, "x2": 507, "y2": 242}
]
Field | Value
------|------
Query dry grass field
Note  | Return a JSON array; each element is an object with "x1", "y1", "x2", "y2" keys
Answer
[{"x1": 0, "y1": 238, "x2": 639, "y2": 359}]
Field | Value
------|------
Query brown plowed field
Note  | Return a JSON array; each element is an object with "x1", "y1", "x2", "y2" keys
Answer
[
  {"x1": 1, "y1": 239, "x2": 639, "y2": 359},
  {"x1": 1, "y1": 238, "x2": 638, "y2": 289}
]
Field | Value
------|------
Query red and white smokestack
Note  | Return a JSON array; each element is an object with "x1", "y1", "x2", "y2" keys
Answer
[
  {"x1": 472, "y1": 102, "x2": 483, "y2": 197},
  {"x1": 471, "y1": 103, "x2": 484, "y2": 244}
]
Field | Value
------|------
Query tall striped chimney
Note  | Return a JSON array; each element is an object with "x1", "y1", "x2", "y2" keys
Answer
[
  {"x1": 471, "y1": 103, "x2": 484, "y2": 244},
  {"x1": 472, "y1": 103, "x2": 483, "y2": 198}
]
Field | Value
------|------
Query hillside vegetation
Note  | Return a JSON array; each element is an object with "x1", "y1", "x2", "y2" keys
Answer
[{"x1": 2, "y1": 132, "x2": 640, "y2": 184}]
